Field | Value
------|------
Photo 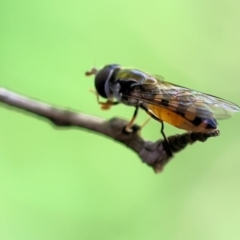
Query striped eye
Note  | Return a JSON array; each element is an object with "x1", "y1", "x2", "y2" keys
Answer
[{"x1": 94, "y1": 64, "x2": 121, "y2": 98}]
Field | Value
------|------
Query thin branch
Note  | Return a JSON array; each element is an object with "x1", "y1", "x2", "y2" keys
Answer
[{"x1": 0, "y1": 87, "x2": 219, "y2": 173}]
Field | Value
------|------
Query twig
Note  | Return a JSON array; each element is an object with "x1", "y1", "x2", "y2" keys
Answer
[{"x1": 0, "y1": 87, "x2": 219, "y2": 173}]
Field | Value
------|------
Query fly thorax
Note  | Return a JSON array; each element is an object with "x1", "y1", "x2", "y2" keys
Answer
[{"x1": 114, "y1": 79, "x2": 140, "y2": 106}]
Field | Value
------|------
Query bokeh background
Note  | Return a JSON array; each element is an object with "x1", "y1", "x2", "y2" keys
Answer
[{"x1": 1, "y1": 1, "x2": 240, "y2": 239}]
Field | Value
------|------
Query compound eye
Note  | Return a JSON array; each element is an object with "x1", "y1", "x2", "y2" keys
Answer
[
  {"x1": 94, "y1": 67, "x2": 112, "y2": 98},
  {"x1": 94, "y1": 64, "x2": 120, "y2": 98}
]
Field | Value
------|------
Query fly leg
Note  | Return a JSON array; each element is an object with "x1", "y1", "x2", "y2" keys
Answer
[
  {"x1": 140, "y1": 118, "x2": 151, "y2": 129},
  {"x1": 100, "y1": 100, "x2": 119, "y2": 110},
  {"x1": 158, "y1": 120, "x2": 173, "y2": 157},
  {"x1": 125, "y1": 106, "x2": 139, "y2": 132},
  {"x1": 159, "y1": 120, "x2": 168, "y2": 145},
  {"x1": 141, "y1": 105, "x2": 173, "y2": 156},
  {"x1": 159, "y1": 121, "x2": 173, "y2": 157},
  {"x1": 87, "y1": 69, "x2": 119, "y2": 109},
  {"x1": 137, "y1": 118, "x2": 151, "y2": 136},
  {"x1": 89, "y1": 89, "x2": 119, "y2": 110}
]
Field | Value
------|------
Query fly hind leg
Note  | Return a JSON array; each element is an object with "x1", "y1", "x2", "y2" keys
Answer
[{"x1": 141, "y1": 105, "x2": 173, "y2": 157}]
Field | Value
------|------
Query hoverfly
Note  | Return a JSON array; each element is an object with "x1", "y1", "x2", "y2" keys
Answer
[{"x1": 85, "y1": 64, "x2": 240, "y2": 149}]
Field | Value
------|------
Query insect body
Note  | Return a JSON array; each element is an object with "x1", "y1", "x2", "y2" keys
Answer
[{"x1": 86, "y1": 64, "x2": 240, "y2": 138}]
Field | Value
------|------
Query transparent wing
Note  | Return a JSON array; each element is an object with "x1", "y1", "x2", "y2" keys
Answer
[{"x1": 125, "y1": 79, "x2": 240, "y2": 120}]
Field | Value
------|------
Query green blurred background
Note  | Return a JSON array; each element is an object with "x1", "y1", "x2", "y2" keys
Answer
[{"x1": 1, "y1": 1, "x2": 240, "y2": 239}]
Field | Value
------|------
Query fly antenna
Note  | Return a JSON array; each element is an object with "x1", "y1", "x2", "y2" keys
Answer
[{"x1": 85, "y1": 68, "x2": 98, "y2": 76}]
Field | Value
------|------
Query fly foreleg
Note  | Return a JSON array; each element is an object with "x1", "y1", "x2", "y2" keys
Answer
[{"x1": 90, "y1": 89, "x2": 119, "y2": 110}]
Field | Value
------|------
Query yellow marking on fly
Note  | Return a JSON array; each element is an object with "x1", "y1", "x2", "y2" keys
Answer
[
  {"x1": 184, "y1": 105, "x2": 197, "y2": 121},
  {"x1": 146, "y1": 103, "x2": 213, "y2": 132}
]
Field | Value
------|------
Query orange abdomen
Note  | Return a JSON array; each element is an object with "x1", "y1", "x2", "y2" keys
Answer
[{"x1": 145, "y1": 104, "x2": 217, "y2": 132}]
